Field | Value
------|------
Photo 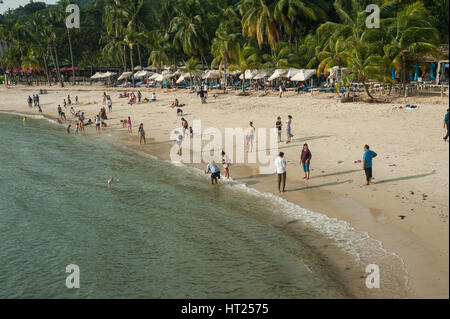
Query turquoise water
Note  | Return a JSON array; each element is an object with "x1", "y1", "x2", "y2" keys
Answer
[{"x1": 0, "y1": 113, "x2": 350, "y2": 298}]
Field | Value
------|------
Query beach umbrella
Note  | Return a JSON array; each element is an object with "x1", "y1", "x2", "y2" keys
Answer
[
  {"x1": 202, "y1": 70, "x2": 220, "y2": 79},
  {"x1": 134, "y1": 70, "x2": 152, "y2": 78},
  {"x1": 267, "y1": 69, "x2": 288, "y2": 81},
  {"x1": 239, "y1": 70, "x2": 258, "y2": 80},
  {"x1": 176, "y1": 73, "x2": 190, "y2": 83},
  {"x1": 103, "y1": 71, "x2": 117, "y2": 78},
  {"x1": 118, "y1": 71, "x2": 133, "y2": 80},
  {"x1": 290, "y1": 69, "x2": 316, "y2": 82},
  {"x1": 91, "y1": 72, "x2": 106, "y2": 79},
  {"x1": 134, "y1": 65, "x2": 143, "y2": 71},
  {"x1": 253, "y1": 69, "x2": 272, "y2": 80},
  {"x1": 286, "y1": 68, "x2": 302, "y2": 79},
  {"x1": 153, "y1": 72, "x2": 173, "y2": 82}
]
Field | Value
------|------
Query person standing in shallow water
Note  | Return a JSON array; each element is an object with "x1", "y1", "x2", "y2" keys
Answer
[
  {"x1": 138, "y1": 123, "x2": 146, "y2": 144},
  {"x1": 362, "y1": 144, "x2": 377, "y2": 186}
]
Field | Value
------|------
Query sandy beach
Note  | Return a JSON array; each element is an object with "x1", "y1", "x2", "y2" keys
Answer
[{"x1": 0, "y1": 84, "x2": 448, "y2": 298}]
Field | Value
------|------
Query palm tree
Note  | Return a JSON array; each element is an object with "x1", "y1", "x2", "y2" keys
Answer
[
  {"x1": 58, "y1": 0, "x2": 77, "y2": 85},
  {"x1": 118, "y1": 29, "x2": 143, "y2": 87},
  {"x1": 211, "y1": 29, "x2": 240, "y2": 91},
  {"x1": 262, "y1": 41, "x2": 291, "y2": 69},
  {"x1": 103, "y1": 0, "x2": 128, "y2": 71},
  {"x1": 240, "y1": 0, "x2": 279, "y2": 48},
  {"x1": 169, "y1": 0, "x2": 208, "y2": 65},
  {"x1": 342, "y1": 41, "x2": 383, "y2": 99},
  {"x1": 383, "y1": 1, "x2": 440, "y2": 95},
  {"x1": 182, "y1": 56, "x2": 201, "y2": 88},
  {"x1": 317, "y1": 36, "x2": 348, "y2": 79},
  {"x1": 274, "y1": 0, "x2": 317, "y2": 40},
  {"x1": 229, "y1": 44, "x2": 261, "y2": 92}
]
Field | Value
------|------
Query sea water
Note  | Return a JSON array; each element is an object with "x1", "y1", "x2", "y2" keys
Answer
[{"x1": 0, "y1": 113, "x2": 407, "y2": 298}]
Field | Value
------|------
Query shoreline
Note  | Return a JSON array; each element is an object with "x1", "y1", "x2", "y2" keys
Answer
[{"x1": 1, "y1": 85, "x2": 448, "y2": 298}]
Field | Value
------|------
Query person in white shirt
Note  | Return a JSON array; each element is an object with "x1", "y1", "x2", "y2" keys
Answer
[
  {"x1": 151, "y1": 92, "x2": 156, "y2": 101},
  {"x1": 274, "y1": 152, "x2": 287, "y2": 193},
  {"x1": 222, "y1": 151, "x2": 231, "y2": 179}
]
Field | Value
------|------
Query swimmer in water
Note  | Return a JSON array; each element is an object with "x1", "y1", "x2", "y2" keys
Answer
[
  {"x1": 107, "y1": 176, "x2": 114, "y2": 185},
  {"x1": 23, "y1": 117, "x2": 27, "y2": 123},
  {"x1": 66, "y1": 125, "x2": 71, "y2": 134}
]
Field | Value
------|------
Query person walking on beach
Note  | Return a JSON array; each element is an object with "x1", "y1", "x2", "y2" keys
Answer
[
  {"x1": 35, "y1": 94, "x2": 40, "y2": 108},
  {"x1": 222, "y1": 151, "x2": 231, "y2": 179},
  {"x1": 362, "y1": 144, "x2": 377, "y2": 186},
  {"x1": 275, "y1": 152, "x2": 287, "y2": 193},
  {"x1": 246, "y1": 121, "x2": 256, "y2": 152},
  {"x1": 276, "y1": 116, "x2": 283, "y2": 143},
  {"x1": 137, "y1": 91, "x2": 142, "y2": 103},
  {"x1": 205, "y1": 161, "x2": 221, "y2": 185},
  {"x1": 286, "y1": 115, "x2": 294, "y2": 144},
  {"x1": 279, "y1": 84, "x2": 283, "y2": 98},
  {"x1": 102, "y1": 92, "x2": 107, "y2": 106},
  {"x1": 127, "y1": 116, "x2": 132, "y2": 133},
  {"x1": 27, "y1": 96, "x2": 33, "y2": 108},
  {"x1": 300, "y1": 143, "x2": 312, "y2": 180},
  {"x1": 138, "y1": 123, "x2": 146, "y2": 144},
  {"x1": 443, "y1": 109, "x2": 449, "y2": 142}
]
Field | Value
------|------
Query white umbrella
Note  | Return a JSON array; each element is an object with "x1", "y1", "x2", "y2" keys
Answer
[
  {"x1": 134, "y1": 65, "x2": 143, "y2": 71},
  {"x1": 176, "y1": 73, "x2": 191, "y2": 84},
  {"x1": 118, "y1": 71, "x2": 133, "y2": 80},
  {"x1": 134, "y1": 70, "x2": 152, "y2": 78},
  {"x1": 286, "y1": 68, "x2": 301, "y2": 78},
  {"x1": 253, "y1": 69, "x2": 272, "y2": 80},
  {"x1": 239, "y1": 70, "x2": 258, "y2": 80},
  {"x1": 153, "y1": 72, "x2": 173, "y2": 82},
  {"x1": 267, "y1": 69, "x2": 288, "y2": 81},
  {"x1": 91, "y1": 72, "x2": 106, "y2": 79},
  {"x1": 290, "y1": 69, "x2": 316, "y2": 82},
  {"x1": 202, "y1": 70, "x2": 220, "y2": 79},
  {"x1": 102, "y1": 71, "x2": 116, "y2": 78}
]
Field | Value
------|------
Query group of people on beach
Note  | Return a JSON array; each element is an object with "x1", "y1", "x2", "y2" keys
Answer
[
  {"x1": 27, "y1": 94, "x2": 42, "y2": 112},
  {"x1": 37, "y1": 89, "x2": 448, "y2": 192}
]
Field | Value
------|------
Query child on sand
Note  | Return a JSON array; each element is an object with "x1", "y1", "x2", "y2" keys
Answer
[
  {"x1": 276, "y1": 116, "x2": 282, "y2": 143},
  {"x1": 138, "y1": 123, "x2": 146, "y2": 144},
  {"x1": 127, "y1": 116, "x2": 132, "y2": 133},
  {"x1": 222, "y1": 151, "x2": 231, "y2": 179}
]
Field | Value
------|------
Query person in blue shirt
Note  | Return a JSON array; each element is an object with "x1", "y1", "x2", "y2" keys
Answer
[
  {"x1": 363, "y1": 145, "x2": 377, "y2": 186},
  {"x1": 443, "y1": 109, "x2": 449, "y2": 142},
  {"x1": 205, "y1": 161, "x2": 221, "y2": 185}
]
